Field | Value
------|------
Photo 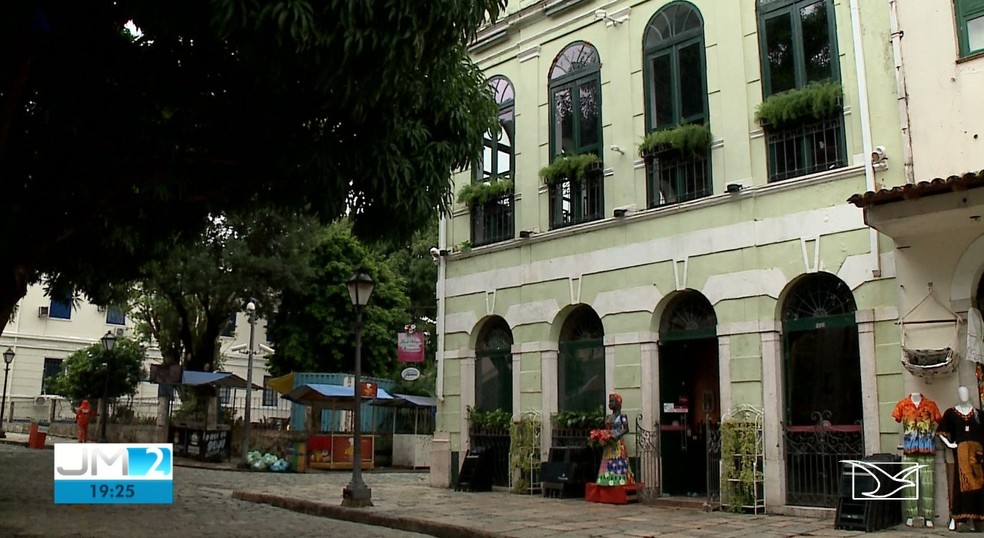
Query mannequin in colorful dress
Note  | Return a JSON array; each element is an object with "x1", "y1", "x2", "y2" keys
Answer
[
  {"x1": 596, "y1": 392, "x2": 635, "y2": 487},
  {"x1": 891, "y1": 391, "x2": 942, "y2": 527},
  {"x1": 938, "y1": 386, "x2": 984, "y2": 530}
]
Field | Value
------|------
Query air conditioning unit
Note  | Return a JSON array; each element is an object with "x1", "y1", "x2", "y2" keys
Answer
[
  {"x1": 114, "y1": 327, "x2": 125, "y2": 336},
  {"x1": 97, "y1": 305, "x2": 107, "y2": 313},
  {"x1": 38, "y1": 306, "x2": 49, "y2": 318}
]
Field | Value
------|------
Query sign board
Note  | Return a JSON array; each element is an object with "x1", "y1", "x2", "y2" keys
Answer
[
  {"x1": 360, "y1": 382, "x2": 378, "y2": 399},
  {"x1": 397, "y1": 331, "x2": 425, "y2": 363},
  {"x1": 401, "y1": 367, "x2": 421, "y2": 381},
  {"x1": 54, "y1": 443, "x2": 173, "y2": 504},
  {"x1": 662, "y1": 403, "x2": 688, "y2": 413}
]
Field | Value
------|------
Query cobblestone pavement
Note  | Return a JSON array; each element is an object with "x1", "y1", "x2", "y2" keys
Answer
[
  {"x1": 0, "y1": 442, "x2": 426, "y2": 538},
  {"x1": 0, "y1": 435, "x2": 960, "y2": 538}
]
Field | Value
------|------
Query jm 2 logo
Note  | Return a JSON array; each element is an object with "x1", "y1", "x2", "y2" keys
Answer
[
  {"x1": 840, "y1": 460, "x2": 924, "y2": 501},
  {"x1": 55, "y1": 444, "x2": 172, "y2": 479}
]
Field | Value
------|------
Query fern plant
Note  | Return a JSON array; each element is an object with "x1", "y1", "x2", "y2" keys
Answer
[
  {"x1": 755, "y1": 80, "x2": 843, "y2": 128},
  {"x1": 457, "y1": 178, "x2": 514, "y2": 207},
  {"x1": 538, "y1": 154, "x2": 601, "y2": 186},
  {"x1": 509, "y1": 414, "x2": 541, "y2": 494},
  {"x1": 638, "y1": 123, "x2": 712, "y2": 158},
  {"x1": 720, "y1": 420, "x2": 762, "y2": 513}
]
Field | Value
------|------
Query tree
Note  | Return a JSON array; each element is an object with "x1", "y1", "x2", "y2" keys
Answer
[
  {"x1": 48, "y1": 337, "x2": 146, "y2": 402},
  {"x1": 129, "y1": 208, "x2": 318, "y2": 372},
  {"x1": 268, "y1": 222, "x2": 410, "y2": 378},
  {"x1": 0, "y1": 1, "x2": 505, "y2": 332}
]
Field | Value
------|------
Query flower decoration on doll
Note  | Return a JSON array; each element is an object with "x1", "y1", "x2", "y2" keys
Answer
[{"x1": 589, "y1": 428, "x2": 616, "y2": 448}]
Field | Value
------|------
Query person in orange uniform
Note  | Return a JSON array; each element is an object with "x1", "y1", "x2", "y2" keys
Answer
[{"x1": 75, "y1": 399, "x2": 94, "y2": 443}]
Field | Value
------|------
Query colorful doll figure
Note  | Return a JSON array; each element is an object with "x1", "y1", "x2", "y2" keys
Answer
[{"x1": 596, "y1": 392, "x2": 635, "y2": 487}]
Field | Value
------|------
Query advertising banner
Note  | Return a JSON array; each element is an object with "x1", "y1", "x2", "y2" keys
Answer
[{"x1": 397, "y1": 331, "x2": 425, "y2": 363}]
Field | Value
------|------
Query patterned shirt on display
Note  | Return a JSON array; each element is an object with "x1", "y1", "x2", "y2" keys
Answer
[{"x1": 891, "y1": 396, "x2": 943, "y2": 455}]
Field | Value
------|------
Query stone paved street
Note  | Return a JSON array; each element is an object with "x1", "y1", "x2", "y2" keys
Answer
[{"x1": 0, "y1": 435, "x2": 963, "y2": 537}]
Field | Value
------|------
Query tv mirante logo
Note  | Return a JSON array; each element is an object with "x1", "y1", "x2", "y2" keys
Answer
[
  {"x1": 54, "y1": 444, "x2": 173, "y2": 504},
  {"x1": 840, "y1": 459, "x2": 924, "y2": 501}
]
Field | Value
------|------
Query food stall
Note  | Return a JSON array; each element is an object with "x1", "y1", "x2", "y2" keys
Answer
[
  {"x1": 169, "y1": 370, "x2": 261, "y2": 462},
  {"x1": 281, "y1": 383, "x2": 394, "y2": 471}
]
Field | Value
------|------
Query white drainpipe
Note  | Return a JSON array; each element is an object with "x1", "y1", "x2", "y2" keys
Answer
[
  {"x1": 850, "y1": 0, "x2": 882, "y2": 278},
  {"x1": 887, "y1": 0, "x2": 915, "y2": 184},
  {"x1": 435, "y1": 214, "x2": 448, "y2": 403}
]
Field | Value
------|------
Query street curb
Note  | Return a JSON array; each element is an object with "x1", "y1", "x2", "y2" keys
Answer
[
  {"x1": 0, "y1": 439, "x2": 52, "y2": 450},
  {"x1": 232, "y1": 490, "x2": 503, "y2": 538}
]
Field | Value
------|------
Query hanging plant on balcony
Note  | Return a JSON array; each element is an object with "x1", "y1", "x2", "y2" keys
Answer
[
  {"x1": 538, "y1": 153, "x2": 602, "y2": 186},
  {"x1": 467, "y1": 406, "x2": 512, "y2": 432},
  {"x1": 457, "y1": 178, "x2": 514, "y2": 207},
  {"x1": 638, "y1": 123, "x2": 712, "y2": 159},
  {"x1": 754, "y1": 80, "x2": 843, "y2": 128}
]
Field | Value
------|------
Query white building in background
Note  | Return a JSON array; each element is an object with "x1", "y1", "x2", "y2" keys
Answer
[{"x1": 0, "y1": 284, "x2": 286, "y2": 426}]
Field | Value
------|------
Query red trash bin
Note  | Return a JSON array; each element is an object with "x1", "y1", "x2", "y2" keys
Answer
[{"x1": 28, "y1": 420, "x2": 48, "y2": 449}]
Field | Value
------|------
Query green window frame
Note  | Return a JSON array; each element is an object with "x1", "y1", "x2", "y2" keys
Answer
[
  {"x1": 547, "y1": 42, "x2": 604, "y2": 229},
  {"x1": 557, "y1": 306, "x2": 605, "y2": 413},
  {"x1": 757, "y1": 0, "x2": 839, "y2": 97},
  {"x1": 475, "y1": 318, "x2": 514, "y2": 413},
  {"x1": 474, "y1": 76, "x2": 515, "y2": 183},
  {"x1": 643, "y1": 2, "x2": 708, "y2": 131},
  {"x1": 956, "y1": 0, "x2": 984, "y2": 58}
]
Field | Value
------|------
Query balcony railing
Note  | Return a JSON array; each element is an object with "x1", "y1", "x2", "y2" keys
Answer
[
  {"x1": 548, "y1": 174, "x2": 604, "y2": 230},
  {"x1": 470, "y1": 192, "x2": 514, "y2": 247},
  {"x1": 645, "y1": 148, "x2": 711, "y2": 208},
  {"x1": 765, "y1": 116, "x2": 846, "y2": 182}
]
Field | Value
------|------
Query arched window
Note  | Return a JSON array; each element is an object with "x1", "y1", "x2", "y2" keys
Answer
[
  {"x1": 471, "y1": 76, "x2": 515, "y2": 246},
  {"x1": 642, "y1": 3, "x2": 710, "y2": 208},
  {"x1": 660, "y1": 290, "x2": 716, "y2": 338},
  {"x1": 558, "y1": 306, "x2": 605, "y2": 412},
  {"x1": 475, "y1": 317, "x2": 513, "y2": 412},
  {"x1": 547, "y1": 42, "x2": 603, "y2": 229}
]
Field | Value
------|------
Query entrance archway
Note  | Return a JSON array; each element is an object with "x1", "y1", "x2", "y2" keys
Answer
[
  {"x1": 657, "y1": 290, "x2": 719, "y2": 497},
  {"x1": 558, "y1": 306, "x2": 606, "y2": 413},
  {"x1": 780, "y1": 272, "x2": 863, "y2": 507}
]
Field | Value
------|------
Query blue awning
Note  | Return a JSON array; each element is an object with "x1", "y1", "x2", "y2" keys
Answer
[
  {"x1": 281, "y1": 383, "x2": 394, "y2": 407},
  {"x1": 371, "y1": 393, "x2": 437, "y2": 408},
  {"x1": 181, "y1": 370, "x2": 262, "y2": 390}
]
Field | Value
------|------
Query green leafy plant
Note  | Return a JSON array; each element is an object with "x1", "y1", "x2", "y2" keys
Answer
[
  {"x1": 458, "y1": 240, "x2": 472, "y2": 253},
  {"x1": 754, "y1": 80, "x2": 843, "y2": 128},
  {"x1": 553, "y1": 407, "x2": 606, "y2": 430},
  {"x1": 467, "y1": 406, "x2": 512, "y2": 431},
  {"x1": 720, "y1": 420, "x2": 763, "y2": 513},
  {"x1": 457, "y1": 178, "x2": 514, "y2": 207},
  {"x1": 638, "y1": 123, "x2": 712, "y2": 158},
  {"x1": 538, "y1": 154, "x2": 601, "y2": 186},
  {"x1": 509, "y1": 414, "x2": 541, "y2": 494}
]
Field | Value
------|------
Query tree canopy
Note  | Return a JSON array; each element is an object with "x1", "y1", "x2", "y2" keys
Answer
[
  {"x1": 48, "y1": 337, "x2": 146, "y2": 402},
  {"x1": 0, "y1": 0, "x2": 504, "y2": 331}
]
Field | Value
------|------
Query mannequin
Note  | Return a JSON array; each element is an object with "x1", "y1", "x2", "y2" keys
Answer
[
  {"x1": 892, "y1": 391, "x2": 943, "y2": 527},
  {"x1": 938, "y1": 386, "x2": 984, "y2": 531}
]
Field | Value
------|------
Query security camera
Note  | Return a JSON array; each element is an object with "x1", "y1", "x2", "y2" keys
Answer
[
  {"x1": 429, "y1": 247, "x2": 441, "y2": 264},
  {"x1": 871, "y1": 146, "x2": 888, "y2": 164}
]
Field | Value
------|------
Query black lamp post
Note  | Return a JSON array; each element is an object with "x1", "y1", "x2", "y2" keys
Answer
[
  {"x1": 0, "y1": 347, "x2": 15, "y2": 439},
  {"x1": 240, "y1": 300, "x2": 257, "y2": 466},
  {"x1": 342, "y1": 268, "x2": 374, "y2": 508},
  {"x1": 99, "y1": 331, "x2": 117, "y2": 443}
]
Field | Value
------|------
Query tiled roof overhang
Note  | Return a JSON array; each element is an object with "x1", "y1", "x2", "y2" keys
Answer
[{"x1": 847, "y1": 170, "x2": 984, "y2": 208}]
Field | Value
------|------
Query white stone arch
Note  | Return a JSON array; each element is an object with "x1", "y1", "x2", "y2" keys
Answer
[{"x1": 950, "y1": 234, "x2": 984, "y2": 311}]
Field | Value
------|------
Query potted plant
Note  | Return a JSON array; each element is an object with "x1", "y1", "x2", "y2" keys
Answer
[
  {"x1": 755, "y1": 80, "x2": 843, "y2": 129},
  {"x1": 538, "y1": 153, "x2": 602, "y2": 186},
  {"x1": 638, "y1": 123, "x2": 712, "y2": 159},
  {"x1": 457, "y1": 177, "x2": 514, "y2": 207}
]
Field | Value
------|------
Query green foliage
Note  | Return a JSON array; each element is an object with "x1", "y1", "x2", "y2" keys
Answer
[
  {"x1": 754, "y1": 81, "x2": 843, "y2": 128},
  {"x1": 467, "y1": 406, "x2": 512, "y2": 430},
  {"x1": 0, "y1": 0, "x2": 506, "y2": 335},
  {"x1": 638, "y1": 124, "x2": 713, "y2": 158},
  {"x1": 553, "y1": 407, "x2": 606, "y2": 430},
  {"x1": 48, "y1": 338, "x2": 146, "y2": 401},
  {"x1": 127, "y1": 208, "x2": 319, "y2": 372},
  {"x1": 266, "y1": 221, "x2": 411, "y2": 378},
  {"x1": 457, "y1": 179, "x2": 514, "y2": 207},
  {"x1": 509, "y1": 415, "x2": 541, "y2": 494},
  {"x1": 538, "y1": 154, "x2": 601, "y2": 186},
  {"x1": 720, "y1": 420, "x2": 763, "y2": 512}
]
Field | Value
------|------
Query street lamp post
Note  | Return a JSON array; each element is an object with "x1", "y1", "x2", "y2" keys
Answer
[
  {"x1": 342, "y1": 268, "x2": 374, "y2": 508},
  {"x1": 99, "y1": 331, "x2": 117, "y2": 443},
  {"x1": 0, "y1": 348, "x2": 15, "y2": 438},
  {"x1": 240, "y1": 300, "x2": 257, "y2": 466}
]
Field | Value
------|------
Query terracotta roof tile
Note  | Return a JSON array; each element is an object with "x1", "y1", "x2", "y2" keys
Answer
[{"x1": 848, "y1": 170, "x2": 984, "y2": 208}]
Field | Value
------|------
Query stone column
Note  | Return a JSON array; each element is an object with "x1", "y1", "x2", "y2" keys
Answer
[{"x1": 760, "y1": 327, "x2": 786, "y2": 508}]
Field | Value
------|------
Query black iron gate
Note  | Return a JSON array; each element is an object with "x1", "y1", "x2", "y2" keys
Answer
[
  {"x1": 783, "y1": 411, "x2": 864, "y2": 507},
  {"x1": 470, "y1": 428, "x2": 511, "y2": 488},
  {"x1": 706, "y1": 421, "x2": 721, "y2": 508},
  {"x1": 634, "y1": 415, "x2": 661, "y2": 502}
]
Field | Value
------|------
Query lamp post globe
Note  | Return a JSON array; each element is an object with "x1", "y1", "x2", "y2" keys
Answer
[
  {"x1": 240, "y1": 300, "x2": 257, "y2": 467},
  {"x1": 342, "y1": 268, "x2": 374, "y2": 507},
  {"x1": 0, "y1": 347, "x2": 15, "y2": 439},
  {"x1": 99, "y1": 331, "x2": 117, "y2": 442}
]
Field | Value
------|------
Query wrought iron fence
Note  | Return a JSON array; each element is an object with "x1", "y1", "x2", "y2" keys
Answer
[
  {"x1": 634, "y1": 415, "x2": 661, "y2": 503},
  {"x1": 783, "y1": 410, "x2": 864, "y2": 508},
  {"x1": 548, "y1": 175, "x2": 604, "y2": 229},
  {"x1": 646, "y1": 150, "x2": 710, "y2": 208},
  {"x1": 471, "y1": 193, "x2": 514, "y2": 247},
  {"x1": 765, "y1": 116, "x2": 846, "y2": 182},
  {"x1": 470, "y1": 427, "x2": 512, "y2": 488},
  {"x1": 706, "y1": 421, "x2": 721, "y2": 508}
]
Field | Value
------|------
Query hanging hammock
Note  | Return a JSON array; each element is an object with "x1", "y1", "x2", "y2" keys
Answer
[{"x1": 898, "y1": 286, "x2": 963, "y2": 378}]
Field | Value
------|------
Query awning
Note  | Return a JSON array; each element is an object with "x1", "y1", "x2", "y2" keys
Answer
[
  {"x1": 281, "y1": 383, "x2": 394, "y2": 407},
  {"x1": 371, "y1": 393, "x2": 437, "y2": 408},
  {"x1": 181, "y1": 370, "x2": 262, "y2": 390},
  {"x1": 266, "y1": 372, "x2": 295, "y2": 395}
]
